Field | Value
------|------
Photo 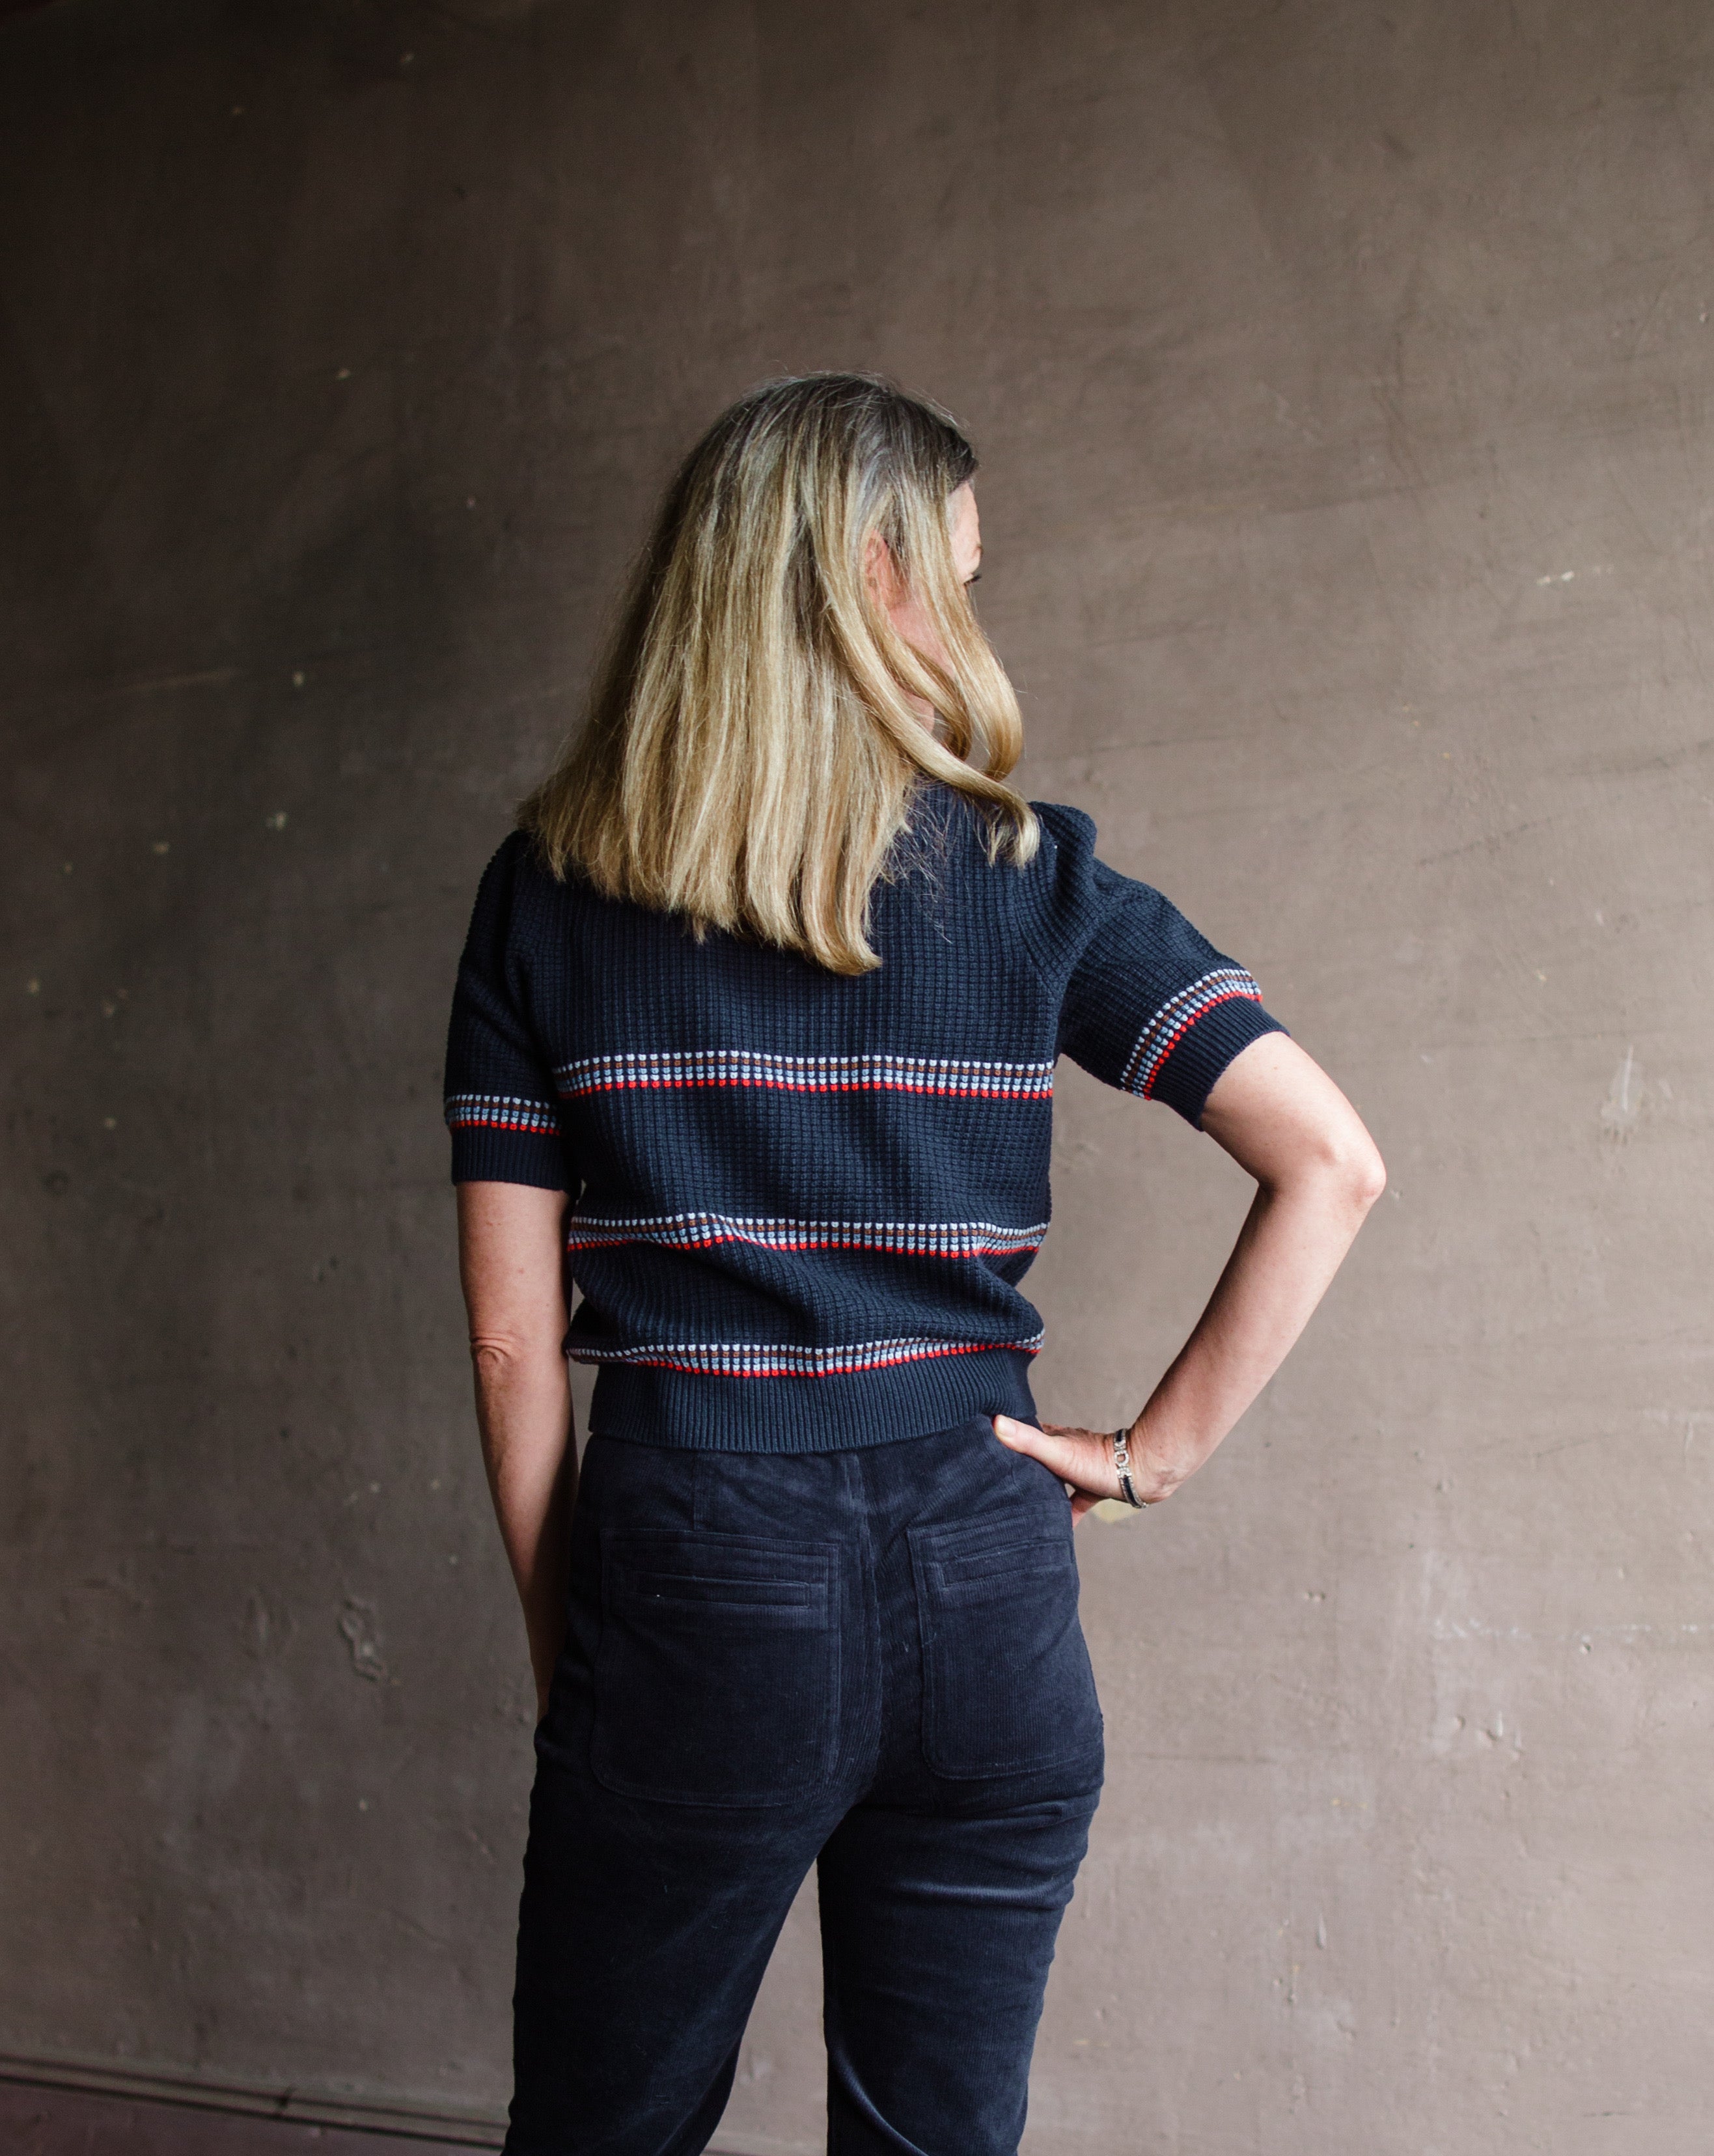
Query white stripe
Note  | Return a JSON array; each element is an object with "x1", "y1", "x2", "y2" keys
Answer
[
  {"x1": 1120, "y1": 969, "x2": 1262, "y2": 1096},
  {"x1": 445, "y1": 1092, "x2": 560, "y2": 1135},
  {"x1": 557, "y1": 1049, "x2": 1054, "y2": 1100},
  {"x1": 564, "y1": 1210, "x2": 1047, "y2": 1257},
  {"x1": 568, "y1": 1330, "x2": 1046, "y2": 1378}
]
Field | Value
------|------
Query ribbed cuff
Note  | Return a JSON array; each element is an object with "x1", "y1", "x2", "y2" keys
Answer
[
  {"x1": 1149, "y1": 1000, "x2": 1287, "y2": 1127},
  {"x1": 449, "y1": 1124, "x2": 569, "y2": 1190}
]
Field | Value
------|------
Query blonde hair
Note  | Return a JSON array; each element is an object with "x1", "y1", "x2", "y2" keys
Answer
[{"x1": 519, "y1": 372, "x2": 1039, "y2": 975}]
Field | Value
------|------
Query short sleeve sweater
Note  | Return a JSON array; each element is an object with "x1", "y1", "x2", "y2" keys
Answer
[{"x1": 444, "y1": 782, "x2": 1284, "y2": 1454}]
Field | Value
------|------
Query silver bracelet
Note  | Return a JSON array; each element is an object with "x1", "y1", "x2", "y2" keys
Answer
[{"x1": 1110, "y1": 1425, "x2": 1149, "y2": 1508}]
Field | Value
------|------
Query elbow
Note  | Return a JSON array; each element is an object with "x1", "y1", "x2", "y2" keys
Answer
[
  {"x1": 469, "y1": 1334, "x2": 507, "y2": 1382},
  {"x1": 469, "y1": 1329, "x2": 544, "y2": 1390},
  {"x1": 1331, "y1": 1125, "x2": 1387, "y2": 1212},
  {"x1": 1349, "y1": 1139, "x2": 1387, "y2": 1211},
  {"x1": 1275, "y1": 1125, "x2": 1386, "y2": 1214}
]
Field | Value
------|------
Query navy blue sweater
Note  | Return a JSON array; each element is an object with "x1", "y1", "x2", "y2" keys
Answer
[{"x1": 444, "y1": 784, "x2": 1283, "y2": 1452}]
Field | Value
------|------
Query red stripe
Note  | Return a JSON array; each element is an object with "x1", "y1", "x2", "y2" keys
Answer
[
  {"x1": 450, "y1": 1113, "x2": 558, "y2": 1132},
  {"x1": 1140, "y1": 991, "x2": 1262, "y2": 1098},
  {"x1": 569, "y1": 1241, "x2": 1039, "y2": 1259},
  {"x1": 570, "y1": 1336, "x2": 1040, "y2": 1379},
  {"x1": 562, "y1": 1075, "x2": 1049, "y2": 1098}
]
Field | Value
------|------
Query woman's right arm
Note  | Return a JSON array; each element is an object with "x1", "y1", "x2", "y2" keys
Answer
[{"x1": 457, "y1": 1180, "x2": 575, "y2": 1721}]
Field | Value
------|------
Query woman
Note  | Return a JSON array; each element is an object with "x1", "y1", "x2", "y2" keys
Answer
[{"x1": 446, "y1": 373, "x2": 1384, "y2": 2155}]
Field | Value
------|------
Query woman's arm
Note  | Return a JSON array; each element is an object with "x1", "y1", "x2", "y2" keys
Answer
[
  {"x1": 456, "y1": 1180, "x2": 575, "y2": 1715},
  {"x1": 993, "y1": 1031, "x2": 1386, "y2": 1517}
]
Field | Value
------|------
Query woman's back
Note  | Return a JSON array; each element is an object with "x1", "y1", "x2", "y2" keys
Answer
[{"x1": 446, "y1": 779, "x2": 1276, "y2": 1452}]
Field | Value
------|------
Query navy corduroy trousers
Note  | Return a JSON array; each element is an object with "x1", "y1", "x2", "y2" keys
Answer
[{"x1": 503, "y1": 1413, "x2": 1106, "y2": 2156}]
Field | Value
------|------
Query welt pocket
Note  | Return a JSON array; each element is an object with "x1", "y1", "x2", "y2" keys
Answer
[
  {"x1": 909, "y1": 1519, "x2": 1101, "y2": 1780},
  {"x1": 613, "y1": 1568, "x2": 827, "y2": 1601},
  {"x1": 610, "y1": 1571, "x2": 829, "y2": 1627},
  {"x1": 592, "y1": 1530, "x2": 840, "y2": 1806},
  {"x1": 926, "y1": 1538, "x2": 1076, "y2": 1594}
]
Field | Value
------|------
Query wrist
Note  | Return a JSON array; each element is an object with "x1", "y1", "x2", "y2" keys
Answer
[{"x1": 1119, "y1": 1417, "x2": 1191, "y2": 1504}]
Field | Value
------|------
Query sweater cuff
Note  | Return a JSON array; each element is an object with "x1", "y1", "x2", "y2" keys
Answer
[
  {"x1": 447, "y1": 1094, "x2": 569, "y2": 1189},
  {"x1": 1146, "y1": 998, "x2": 1286, "y2": 1128}
]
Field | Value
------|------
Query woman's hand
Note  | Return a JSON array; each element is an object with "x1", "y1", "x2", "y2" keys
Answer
[{"x1": 992, "y1": 1415, "x2": 1165, "y2": 1525}]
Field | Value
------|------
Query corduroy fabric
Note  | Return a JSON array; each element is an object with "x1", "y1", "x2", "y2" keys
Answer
[
  {"x1": 444, "y1": 782, "x2": 1283, "y2": 1452},
  {"x1": 505, "y1": 1417, "x2": 1105, "y2": 2155}
]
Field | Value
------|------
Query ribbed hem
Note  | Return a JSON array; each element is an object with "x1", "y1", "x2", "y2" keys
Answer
[
  {"x1": 584, "y1": 1346, "x2": 1040, "y2": 1454},
  {"x1": 1151, "y1": 1002, "x2": 1288, "y2": 1127}
]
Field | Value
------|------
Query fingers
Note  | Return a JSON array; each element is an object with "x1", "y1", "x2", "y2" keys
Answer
[{"x1": 992, "y1": 1413, "x2": 1113, "y2": 1499}]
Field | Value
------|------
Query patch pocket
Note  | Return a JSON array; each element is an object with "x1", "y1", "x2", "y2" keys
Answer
[
  {"x1": 911, "y1": 1520, "x2": 1102, "y2": 1779},
  {"x1": 591, "y1": 1532, "x2": 839, "y2": 1806}
]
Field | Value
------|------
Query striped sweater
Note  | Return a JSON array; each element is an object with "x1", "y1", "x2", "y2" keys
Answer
[{"x1": 443, "y1": 783, "x2": 1283, "y2": 1452}]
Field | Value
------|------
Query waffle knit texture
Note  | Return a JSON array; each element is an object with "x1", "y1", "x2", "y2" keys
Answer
[{"x1": 444, "y1": 783, "x2": 1284, "y2": 1453}]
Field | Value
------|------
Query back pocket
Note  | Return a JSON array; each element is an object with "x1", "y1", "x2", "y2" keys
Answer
[
  {"x1": 591, "y1": 1531, "x2": 839, "y2": 1806},
  {"x1": 910, "y1": 1519, "x2": 1102, "y2": 1779}
]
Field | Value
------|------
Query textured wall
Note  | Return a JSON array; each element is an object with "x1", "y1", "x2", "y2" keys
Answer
[{"x1": 3, "y1": 1, "x2": 1711, "y2": 2150}]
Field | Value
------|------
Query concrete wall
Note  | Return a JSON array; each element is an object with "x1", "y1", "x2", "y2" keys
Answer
[{"x1": 3, "y1": 1, "x2": 1710, "y2": 2149}]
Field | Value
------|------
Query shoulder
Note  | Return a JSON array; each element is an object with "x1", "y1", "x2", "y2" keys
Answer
[
  {"x1": 479, "y1": 826, "x2": 550, "y2": 892},
  {"x1": 1021, "y1": 795, "x2": 1123, "y2": 916},
  {"x1": 1014, "y1": 796, "x2": 1204, "y2": 978},
  {"x1": 469, "y1": 826, "x2": 574, "y2": 917},
  {"x1": 1027, "y1": 797, "x2": 1185, "y2": 913},
  {"x1": 959, "y1": 795, "x2": 1103, "y2": 983},
  {"x1": 456, "y1": 829, "x2": 575, "y2": 973},
  {"x1": 1024, "y1": 798, "x2": 1102, "y2": 892},
  {"x1": 1027, "y1": 798, "x2": 1098, "y2": 851}
]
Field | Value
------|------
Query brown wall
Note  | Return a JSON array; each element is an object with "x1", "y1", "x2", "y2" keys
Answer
[{"x1": 3, "y1": 2, "x2": 1710, "y2": 2150}]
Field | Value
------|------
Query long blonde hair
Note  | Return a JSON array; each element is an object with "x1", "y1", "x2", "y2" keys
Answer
[{"x1": 519, "y1": 372, "x2": 1039, "y2": 975}]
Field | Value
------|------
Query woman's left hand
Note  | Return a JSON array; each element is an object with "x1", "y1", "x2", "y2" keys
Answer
[{"x1": 991, "y1": 1414, "x2": 1161, "y2": 1525}]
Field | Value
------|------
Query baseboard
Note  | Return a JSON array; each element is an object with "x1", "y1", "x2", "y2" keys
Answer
[
  {"x1": 0, "y1": 2051, "x2": 505, "y2": 2148},
  {"x1": 0, "y1": 2050, "x2": 792, "y2": 2155}
]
